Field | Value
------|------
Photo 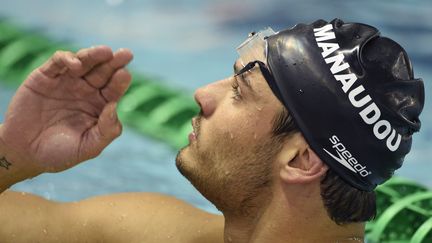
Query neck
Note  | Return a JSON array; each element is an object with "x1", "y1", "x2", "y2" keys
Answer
[{"x1": 222, "y1": 183, "x2": 365, "y2": 243}]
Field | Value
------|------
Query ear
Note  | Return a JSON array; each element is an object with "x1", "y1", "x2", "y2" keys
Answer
[{"x1": 279, "y1": 144, "x2": 329, "y2": 184}]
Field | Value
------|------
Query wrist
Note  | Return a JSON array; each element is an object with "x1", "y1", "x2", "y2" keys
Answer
[{"x1": 0, "y1": 126, "x2": 32, "y2": 193}]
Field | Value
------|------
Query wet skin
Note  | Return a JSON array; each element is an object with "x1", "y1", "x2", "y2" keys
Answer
[
  {"x1": 0, "y1": 47, "x2": 364, "y2": 243},
  {"x1": 0, "y1": 46, "x2": 228, "y2": 243}
]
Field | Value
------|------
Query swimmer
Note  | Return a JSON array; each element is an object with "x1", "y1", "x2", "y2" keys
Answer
[{"x1": 0, "y1": 19, "x2": 425, "y2": 242}]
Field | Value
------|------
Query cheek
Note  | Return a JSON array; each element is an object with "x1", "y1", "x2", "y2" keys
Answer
[
  {"x1": 202, "y1": 104, "x2": 274, "y2": 148},
  {"x1": 237, "y1": 108, "x2": 277, "y2": 146}
]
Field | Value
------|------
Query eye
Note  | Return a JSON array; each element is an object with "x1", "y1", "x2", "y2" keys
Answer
[{"x1": 231, "y1": 77, "x2": 242, "y2": 101}]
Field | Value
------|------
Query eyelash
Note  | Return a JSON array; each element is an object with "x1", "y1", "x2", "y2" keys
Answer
[{"x1": 231, "y1": 77, "x2": 242, "y2": 101}]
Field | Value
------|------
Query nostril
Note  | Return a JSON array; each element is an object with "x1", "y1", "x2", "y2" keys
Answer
[
  {"x1": 194, "y1": 88, "x2": 203, "y2": 109},
  {"x1": 194, "y1": 87, "x2": 215, "y2": 117}
]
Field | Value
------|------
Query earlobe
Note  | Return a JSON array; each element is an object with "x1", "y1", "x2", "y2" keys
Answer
[{"x1": 280, "y1": 147, "x2": 328, "y2": 184}]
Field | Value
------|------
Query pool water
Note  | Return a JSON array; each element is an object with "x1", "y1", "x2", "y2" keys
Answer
[{"x1": 0, "y1": 0, "x2": 431, "y2": 214}]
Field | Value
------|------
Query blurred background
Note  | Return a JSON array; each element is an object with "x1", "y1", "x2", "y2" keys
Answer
[{"x1": 0, "y1": 0, "x2": 430, "y2": 214}]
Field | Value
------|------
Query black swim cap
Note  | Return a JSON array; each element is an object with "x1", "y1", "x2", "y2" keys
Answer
[{"x1": 266, "y1": 19, "x2": 425, "y2": 191}]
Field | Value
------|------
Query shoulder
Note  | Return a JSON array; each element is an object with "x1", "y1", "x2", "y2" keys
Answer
[{"x1": 64, "y1": 192, "x2": 224, "y2": 243}]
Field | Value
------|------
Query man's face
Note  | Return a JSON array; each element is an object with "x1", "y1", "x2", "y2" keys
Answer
[{"x1": 176, "y1": 60, "x2": 285, "y2": 214}]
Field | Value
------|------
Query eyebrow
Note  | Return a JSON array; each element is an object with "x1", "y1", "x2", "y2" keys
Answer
[{"x1": 233, "y1": 61, "x2": 256, "y2": 94}]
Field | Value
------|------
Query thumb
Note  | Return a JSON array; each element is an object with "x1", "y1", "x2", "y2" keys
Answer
[
  {"x1": 81, "y1": 102, "x2": 122, "y2": 160},
  {"x1": 98, "y1": 102, "x2": 122, "y2": 141}
]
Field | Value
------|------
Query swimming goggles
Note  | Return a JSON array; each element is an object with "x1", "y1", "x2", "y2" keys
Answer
[{"x1": 235, "y1": 27, "x2": 283, "y2": 101}]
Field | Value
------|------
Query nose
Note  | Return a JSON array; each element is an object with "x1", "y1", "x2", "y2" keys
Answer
[
  {"x1": 194, "y1": 77, "x2": 233, "y2": 117},
  {"x1": 194, "y1": 85, "x2": 217, "y2": 118}
]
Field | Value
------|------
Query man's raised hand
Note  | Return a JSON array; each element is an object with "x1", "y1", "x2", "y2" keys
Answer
[{"x1": 0, "y1": 46, "x2": 133, "y2": 177}]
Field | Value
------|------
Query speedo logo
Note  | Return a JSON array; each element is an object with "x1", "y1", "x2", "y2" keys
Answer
[
  {"x1": 313, "y1": 24, "x2": 401, "y2": 152},
  {"x1": 323, "y1": 135, "x2": 372, "y2": 177}
]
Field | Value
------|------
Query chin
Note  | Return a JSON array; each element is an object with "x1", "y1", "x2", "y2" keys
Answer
[
  {"x1": 175, "y1": 147, "x2": 219, "y2": 200},
  {"x1": 175, "y1": 146, "x2": 196, "y2": 179}
]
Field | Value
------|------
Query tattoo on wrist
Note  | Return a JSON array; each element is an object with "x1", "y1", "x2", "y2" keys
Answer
[{"x1": 0, "y1": 157, "x2": 11, "y2": 170}]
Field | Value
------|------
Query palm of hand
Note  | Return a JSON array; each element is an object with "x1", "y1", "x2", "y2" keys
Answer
[{"x1": 0, "y1": 46, "x2": 132, "y2": 174}]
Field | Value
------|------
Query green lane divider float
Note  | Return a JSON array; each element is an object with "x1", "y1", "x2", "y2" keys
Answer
[
  {"x1": 367, "y1": 177, "x2": 432, "y2": 243},
  {"x1": 0, "y1": 20, "x2": 431, "y2": 242},
  {"x1": 0, "y1": 20, "x2": 198, "y2": 149},
  {"x1": 118, "y1": 75, "x2": 198, "y2": 148}
]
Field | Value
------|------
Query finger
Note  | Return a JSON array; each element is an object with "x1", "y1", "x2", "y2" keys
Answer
[
  {"x1": 101, "y1": 68, "x2": 132, "y2": 102},
  {"x1": 82, "y1": 102, "x2": 122, "y2": 160},
  {"x1": 72, "y1": 45, "x2": 114, "y2": 77},
  {"x1": 39, "y1": 51, "x2": 81, "y2": 78},
  {"x1": 83, "y1": 48, "x2": 133, "y2": 89}
]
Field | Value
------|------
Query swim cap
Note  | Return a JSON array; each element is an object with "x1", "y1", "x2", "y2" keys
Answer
[{"x1": 264, "y1": 19, "x2": 425, "y2": 191}]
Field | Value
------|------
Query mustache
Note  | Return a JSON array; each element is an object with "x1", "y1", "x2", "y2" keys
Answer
[{"x1": 194, "y1": 110, "x2": 203, "y2": 137}]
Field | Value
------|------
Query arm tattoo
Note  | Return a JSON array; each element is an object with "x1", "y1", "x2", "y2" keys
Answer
[{"x1": 0, "y1": 157, "x2": 11, "y2": 170}]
